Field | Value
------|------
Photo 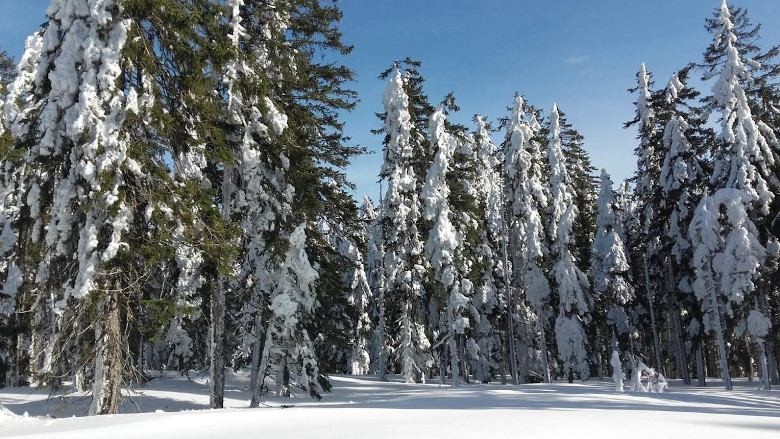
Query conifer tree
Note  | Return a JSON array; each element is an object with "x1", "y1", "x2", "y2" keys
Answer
[
  {"x1": 503, "y1": 95, "x2": 551, "y2": 383},
  {"x1": 422, "y1": 104, "x2": 469, "y2": 385},
  {"x1": 547, "y1": 104, "x2": 591, "y2": 382},
  {"x1": 693, "y1": 0, "x2": 779, "y2": 390},
  {"x1": 591, "y1": 170, "x2": 634, "y2": 353},
  {"x1": 471, "y1": 116, "x2": 505, "y2": 383},
  {"x1": 626, "y1": 63, "x2": 664, "y2": 372},
  {"x1": 0, "y1": 0, "x2": 233, "y2": 414},
  {"x1": 376, "y1": 64, "x2": 432, "y2": 383},
  {"x1": 657, "y1": 67, "x2": 710, "y2": 385}
]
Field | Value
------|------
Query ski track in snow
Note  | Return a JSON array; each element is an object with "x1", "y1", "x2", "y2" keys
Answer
[{"x1": 1, "y1": 373, "x2": 778, "y2": 438}]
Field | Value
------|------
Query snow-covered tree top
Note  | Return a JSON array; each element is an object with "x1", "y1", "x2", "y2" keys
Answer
[
  {"x1": 636, "y1": 63, "x2": 654, "y2": 131},
  {"x1": 665, "y1": 72, "x2": 684, "y2": 104},
  {"x1": 380, "y1": 69, "x2": 413, "y2": 176},
  {"x1": 422, "y1": 104, "x2": 454, "y2": 221},
  {"x1": 708, "y1": 0, "x2": 775, "y2": 214},
  {"x1": 548, "y1": 103, "x2": 575, "y2": 231}
]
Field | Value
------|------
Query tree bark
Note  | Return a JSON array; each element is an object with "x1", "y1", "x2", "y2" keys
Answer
[
  {"x1": 209, "y1": 275, "x2": 226, "y2": 409},
  {"x1": 695, "y1": 338, "x2": 706, "y2": 387},
  {"x1": 643, "y1": 253, "x2": 663, "y2": 373},
  {"x1": 667, "y1": 260, "x2": 690, "y2": 385},
  {"x1": 89, "y1": 289, "x2": 123, "y2": 415},
  {"x1": 249, "y1": 291, "x2": 265, "y2": 394},
  {"x1": 539, "y1": 320, "x2": 551, "y2": 384}
]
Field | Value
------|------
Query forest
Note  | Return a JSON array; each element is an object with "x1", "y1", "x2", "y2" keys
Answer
[{"x1": 0, "y1": 0, "x2": 779, "y2": 417}]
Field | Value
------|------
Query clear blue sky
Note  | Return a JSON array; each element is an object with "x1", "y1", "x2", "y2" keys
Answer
[{"x1": 2, "y1": 1, "x2": 779, "y2": 201}]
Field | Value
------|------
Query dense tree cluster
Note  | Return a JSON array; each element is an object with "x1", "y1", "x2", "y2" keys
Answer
[{"x1": 0, "y1": 0, "x2": 778, "y2": 417}]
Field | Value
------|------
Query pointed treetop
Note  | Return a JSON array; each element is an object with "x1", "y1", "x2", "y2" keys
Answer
[
  {"x1": 636, "y1": 63, "x2": 654, "y2": 130},
  {"x1": 550, "y1": 103, "x2": 561, "y2": 135}
]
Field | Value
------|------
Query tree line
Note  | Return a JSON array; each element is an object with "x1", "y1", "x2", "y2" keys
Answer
[{"x1": 0, "y1": 0, "x2": 778, "y2": 417}]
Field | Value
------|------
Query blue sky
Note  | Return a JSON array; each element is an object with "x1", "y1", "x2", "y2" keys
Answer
[{"x1": 2, "y1": 0, "x2": 779, "y2": 201}]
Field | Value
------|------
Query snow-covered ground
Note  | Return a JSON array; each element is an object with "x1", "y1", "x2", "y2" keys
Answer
[{"x1": 1, "y1": 372, "x2": 778, "y2": 438}]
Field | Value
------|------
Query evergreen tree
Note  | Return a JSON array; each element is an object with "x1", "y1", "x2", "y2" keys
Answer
[
  {"x1": 503, "y1": 95, "x2": 551, "y2": 383},
  {"x1": 470, "y1": 116, "x2": 505, "y2": 383},
  {"x1": 657, "y1": 67, "x2": 711, "y2": 386},
  {"x1": 626, "y1": 63, "x2": 664, "y2": 372},
  {"x1": 591, "y1": 170, "x2": 635, "y2": 352},
  {"x1": 422, "y1": 103, "x2": 469, "y2": 385},
  {"x1": 0, "y1": 0, "x2": 232, "y2": 414},
  {"x1": 547, "y1": 104, "x2": 591, "y2": 382},
  {"x1": 376, "y1": 64, "x2": 432, "y2": 383},
  {"x1": 693, "y1": 0, "x2": 780, "y2": 390}
]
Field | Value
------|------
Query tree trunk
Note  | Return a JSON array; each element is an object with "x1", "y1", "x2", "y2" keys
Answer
[
  {"x1": 209, "y1": 274, "x2": 226, "y2": 409},
  {"x1": 767, "y1": 337, "x2": 780, "y2": 386},
  {"x1": 643, "y1": 253, "x2": 663, "y2": 373},
  {"x1": 499, "y1": 185, "x2": 518, "y2": 385},
  {"x1": 250, "y1": 320, "x2": 272, "y2": 408},
  {"x1": 249, "y1": 290, "x2": 265, "y2": 394},
  {"x1": 538, "y1": 319, "x2": 551, "y2": 384},
  {"x1": 745, "y1": 334, "x2": 755, "y2": 381},
  {"x1": 89, "y1": 289, "x2": 123, "y2": 415},
  {"x1": 448, "y1": 306, "x2": 461, "y2": 386},
  {"x1": 667, "y1": 260, "x2": 690, "y2": 385},
  {"x1": 756, "y1": 338, "x2": 771, "y2": 390},
  {"x1": 695, "y1": 339, "x2": 706, "y2": 387},
  {"x1": 710, "y1": 294, "x2": 732, "y2": 390}
]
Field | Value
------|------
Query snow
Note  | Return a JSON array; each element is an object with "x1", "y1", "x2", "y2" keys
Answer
[{"x1": 1, "y1": 373, "x2": 778, "y2": 438}]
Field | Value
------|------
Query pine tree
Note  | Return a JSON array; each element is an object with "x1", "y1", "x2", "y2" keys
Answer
[
  {"x1": 0, "y1": 0, "x2": 233, "y2": 414},
  {"x1": 693, "y1": 0, "x2": 780, "y2": 390},
  {"x1": 503, "y1": 95, "x2": 551, "y2": 383},
  {"x1": 220, "y1": 0, "x2": 358, "y2": 403},
  {"x1": 0, "y1": 47, "x2": 19, "y2": 387},
  {"x1": 657, "y1": 67, "x2": 711, "y2": 386},
  {"x1": 591, "y1": 170, "x2": 635, "y2": 353},
  {"x1": 470, "y1": 116, "x2": 505, "y2": 383},
  {"x1": 626, "y1": 63, "x2": 664, "y2": 373},
  {"x1": 422, "y1": 103, "x2": 468, "y2": 385},
  {"x1": 376, "y1": 64, "x2": 432, "y2": 383},
  {"x1": 547, "y1": 104, "x2": 591, "y2": 382}
]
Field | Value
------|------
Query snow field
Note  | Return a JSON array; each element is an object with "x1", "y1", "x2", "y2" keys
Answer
[{"x1": 1, "y1": 373, "x2": 778, "y2": 438}]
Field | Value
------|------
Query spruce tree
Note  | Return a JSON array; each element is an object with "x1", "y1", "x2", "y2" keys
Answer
[
  {"x1": 376, "y1": 64, "x2": 432, "y2": 383},
  {"x1": 591, "y1": 170, "x2": 635, "y2": 354},
  {"x1": 503, "y1": 95, "x2": 551, "y2": 383},
  {"x1": 693, "y1": 0, "x2": 779, "y2": 390},
  {"x1": 0, "y1": 0, "x2": 232, "y2": 414},
  {"x1": 471, "y1": 116, "x2": 505, "y2": 383},
  {"x1": 547, "y1": 104, "x2": 591, "y2": 382}
]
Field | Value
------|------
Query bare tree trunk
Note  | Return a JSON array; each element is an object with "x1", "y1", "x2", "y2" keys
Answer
[
  {"x1": 744, "y1": 334, "x2": 755, "y2": 382},
  {"x1": 756, "y1": 338, "x2": 771, "y2": 390},
  {"x1": 89, "y1": 289, "x2": 123, "y2": 415},
  {"x1": 695, "y1": 339, "x2": 706, "y2": 387},
  {"x1": 209, "y1": 275, "x2": 226, "y2": 409},
  {"x1": 667, "y1": 260, "x2": 690, "y2": 385},
  {"x1": 250, "y1": 320, "x2": 272, "y2": 408},
  {"x1": 448, "y1": 306, "x2": 461, "y2": 386},
  {"x1": 249, "y1": 291, "x2": 265, "y2": 394},
  {"x1": 539, "y1": 320, "x2": 551, "y2": 384},
  {"x1": 710, "y1": 295, "x2": 733, "y2": 390},
  {"x1": 643, "y1": 253, "x2": 663, "y2": 373}
]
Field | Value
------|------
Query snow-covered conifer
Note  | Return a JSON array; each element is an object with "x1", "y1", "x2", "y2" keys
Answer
[
  {"x1": 547, "y1": 104, "x2": 591, "y2": 381},
  {"x1": 422, "y1": 105, "x2": 469, "y2": 385},
  {"x1": 591, "y1": 170, "x2": 634, "y2": 349},
  {"x1": 693, "y1": 0, "x2": 779, "y2": 390},
  {"x1": 470, "y1": 116, "x2": 505, "y2": 383},
  {"x1": 503, "y1": 95, "x2": 551, "y2": 382},
  {"x1": 377, "y1": 66, "x2": 431, "y2": 383}
]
